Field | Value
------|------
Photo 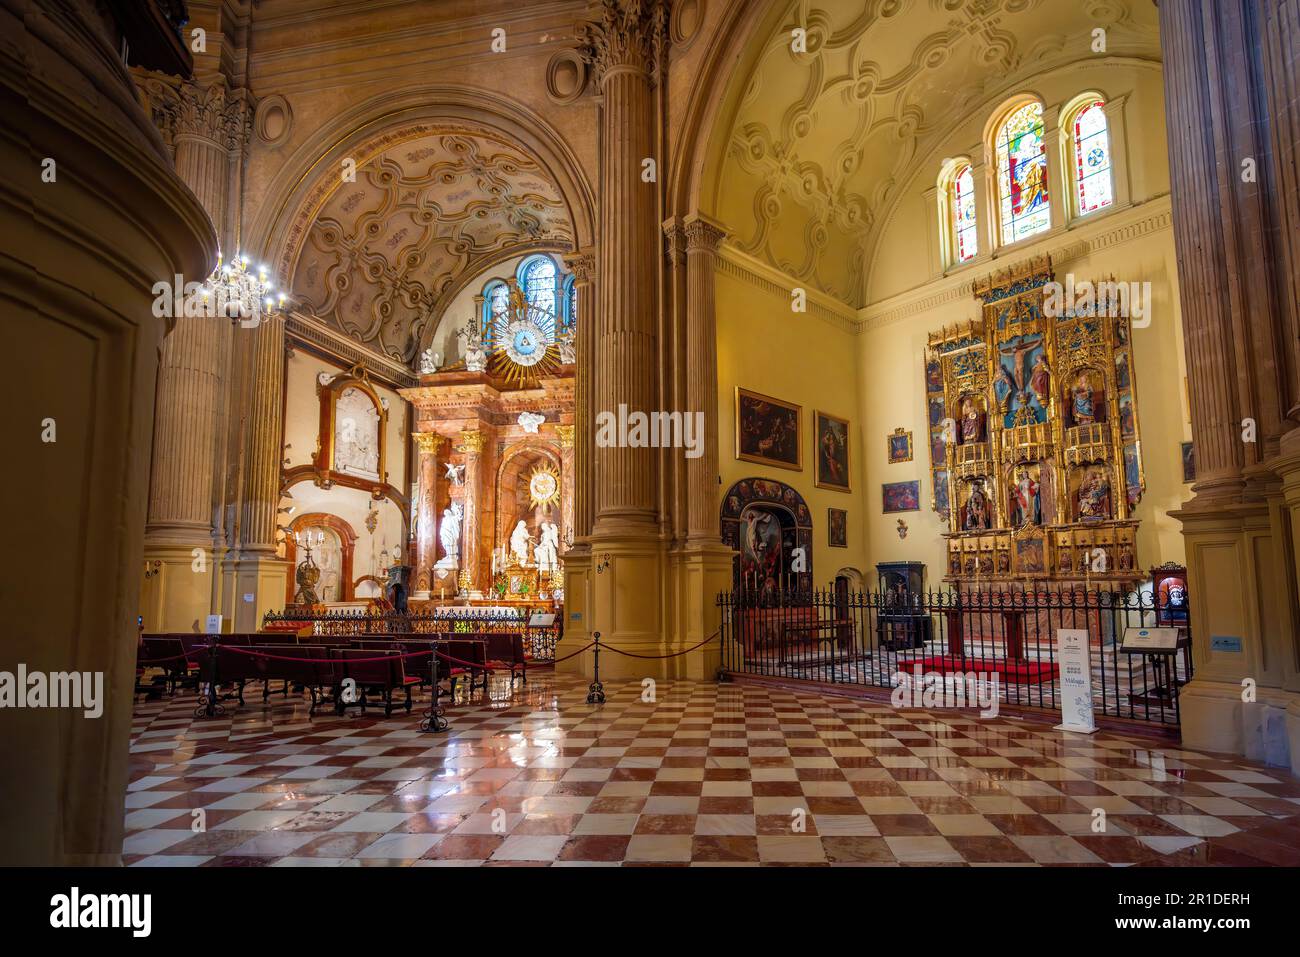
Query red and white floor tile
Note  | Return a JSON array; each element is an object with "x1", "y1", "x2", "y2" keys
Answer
[{"x1": 122, "y1": 673, "x2": 1300, "y2": 867}]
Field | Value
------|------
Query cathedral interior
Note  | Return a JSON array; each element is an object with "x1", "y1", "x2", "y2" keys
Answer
[{"x1": 8, "y1": 0, "x2": 1300, "y2": 890}]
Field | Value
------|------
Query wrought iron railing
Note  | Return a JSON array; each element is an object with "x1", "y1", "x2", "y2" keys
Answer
[{"x1": 716, "y1": 585, "x2": 1192, "y2": 726}]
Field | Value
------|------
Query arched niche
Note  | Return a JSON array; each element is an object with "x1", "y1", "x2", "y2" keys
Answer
[
  {"x1": 720, "y1": 477, "x2": 813, "y2": 590},
  {"x1": 284, "y1": 512, "x2": 359, "y2": 605},
  {"x1": 313, "y1": 366, "x2": 390, "y2": 485},
  {"x1": 495, "y1": 439, "x2": 563, "y2": 556}
]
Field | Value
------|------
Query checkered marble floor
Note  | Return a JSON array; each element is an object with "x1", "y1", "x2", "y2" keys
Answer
[{"x1": 122, "y1": 672, "x2": 1300, "y2": 866}]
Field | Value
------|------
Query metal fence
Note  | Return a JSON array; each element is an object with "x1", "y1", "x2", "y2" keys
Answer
[
  {"x1": 716, "y1": 585, "x2": 1192, "y2": 726},
  {"x1": 262, "y1": 608, "x2": 560, "y2": 661}
]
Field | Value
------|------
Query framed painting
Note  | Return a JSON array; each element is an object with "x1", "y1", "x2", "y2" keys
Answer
[
  {"x1": 827, "y1": 508, "x2": 847, "y2": 547},
  {"x1": 887, "y1": 427, "x2": 913, "y2": 464},
  {"x1": 1181, "y1": 441, "x2": 1195, "y2": 483},
  {"x1": 882, "y1": 480, "x2": 920, "y2": 513},
  {"x1": 1152, "y1": 564, "x2": 1189, "y2": 625},
  {"x1": 735, "y1": 387, "x2": 801, "y2": 470},
  {"x1": 814, "y1": 410, "x2": 851, "y2": 491}
]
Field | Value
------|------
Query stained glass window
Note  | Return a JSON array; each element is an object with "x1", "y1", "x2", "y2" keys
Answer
[
  {"x1": 1072, "y1": 100, "x2": 1113, "y2": 215},
  {"x1": 996, "y1": 102, "x2": 1050, "y2": 244},
  {"x1": 519, "y1": 255, "x2": 558, "y2": 318},
  {"x1": 951, "y1": 164, "x2": 977, "y2": 263},
  {"x1": 564, "y1": 275, "x2": 577, "y2": 329}
]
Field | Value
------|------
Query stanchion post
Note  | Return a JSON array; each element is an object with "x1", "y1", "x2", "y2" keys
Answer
[
  {"x1": 195, "y1": 641, "x2": 223, "y2": 718},
  {"x1": 420, "y1": 641, "x2": 448, "y2": 733},
  {"x1": 586, "y1": 631, "x2": 606, "y2": 704}
]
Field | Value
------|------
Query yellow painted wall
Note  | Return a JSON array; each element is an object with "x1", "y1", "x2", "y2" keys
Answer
[{"x1": 715, "y1": 264, "x2": 869, "y2": 586}]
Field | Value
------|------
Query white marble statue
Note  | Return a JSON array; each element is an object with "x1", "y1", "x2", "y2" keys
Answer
[
  {"x1": 534, "y1": 521, "x2": 560, "y2": 572},
  {"x1": 418, "y1": 346, "x2": 441, "y2": 375},
  {"x1": 557, "y1": 325, "x2": 576, "y2": 365},
  {"x1": 443, "y1": 462, "x2": 465, "y2": 486},
  {"x1": 438, "y1": 502, "x2": 463, "y2": 564},
  {"x1": 517, "y1": 411, "x2": 545, "y2": 434},
  {"x1": 334, "y1": 387, "x2": 380, "y2": 478},
  {"x1": 510, "y1": 519, "x2": 532, "y2": 565}
]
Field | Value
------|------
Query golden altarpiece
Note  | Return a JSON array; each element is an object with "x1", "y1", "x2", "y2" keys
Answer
[{"x1": 925, "y1": 256, "x2": 1145, "y2": 588}]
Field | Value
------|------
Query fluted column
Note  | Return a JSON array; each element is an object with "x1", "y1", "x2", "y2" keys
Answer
[
  {"x1": 459, "y1": 428, "x2": 485, "y2": 594},
  {"x1": 683, "y1": 214, "x2": 727, "y2": 541},
  {"x1": 581, "y1": 0, "x2": 665, "y2": 533},
  {"x1": 413, "y1": 432, "x2": 447, "y2": 595},
  {"x1": 240, "y1": 320, "x2": 285, "y2": 552},
  {"x1": 562, "y1": 250, "x2": 596, "y2": 541},
  {"x1": 556, "y1": 424, "x2": 576, "y2": 550},
  {"x1": 136, "y1": 75, "x2": 251, "y2": 631}
]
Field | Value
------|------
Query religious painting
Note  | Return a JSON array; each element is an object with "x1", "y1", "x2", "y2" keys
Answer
[
  {"x1": 959, "y1": 479, "x2": 993, "y2": 531},
  {"x1": 814, "y1": 411, "x2": 851, "y2": 491},
  {"x1": 1123, "y1": 444, "x2": 1142, "y2": 505},
  {"x1": 994, "y1": 334, "x2": 1048, "y2": 428},
  {"x1": 933, "y1": 471, "x2": 951, "y2": 517},
  {"x1": 1152, "y1": 564, "x2": 1190, "y2": 625},
  {"x1": 887, "y1": 428, "x2": 913, "y2": 464},
  {"x1": 930, "y1": 432, "x2": 947, "y2": 466},
  {"x1": 334, "y1": 386, "x2": 382, "y2": 479},
  {"x1": 827, "y1": 508, "x2": 847, "y2": 547},
  {"x1": 925, "y1": 359, "x2": 943, "y2": 392},
  {"x1": 1012, "y1": 532, "x2": 1048, "y2": 576},
  {"x1": 736, "y1": 388, "x2": 801, "y2": 470},
  {"x1": 739, "y1": 504, "x2": 787, "y2": 591},
  {"x1": 1181, "y1": 441, "x2": 1195, "y2": 483},
  {"x1": 1007, "y1": 464, "x2": 1043, "y2": 528},
  {"x1": 1118, "y1": 392, "x2": 1136, "y2": 439},
  {"x1": 1115, "y1": 352, "x2": 1130, "y2": 390},
  {"x1": 1074, "y1": 465, "x2": 1113, "y2": 522},
  {"x1": 928, "y1": 396, "x2": 946, "y2": 428},
  {"x1": 882, "y1": 480, "x2": 920, "y2": 513}
]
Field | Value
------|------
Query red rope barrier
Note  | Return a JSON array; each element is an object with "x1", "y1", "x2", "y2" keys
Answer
[{"x1": 599, "y1": 630, "x2": 720, "y2": 660}]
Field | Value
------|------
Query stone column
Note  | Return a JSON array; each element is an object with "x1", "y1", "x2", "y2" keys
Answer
[
  {"x1": 137, "y1": 76, "x2": 251, "y2": 632},
  {"x1": 556, "y1": 424, "x2": 575, "y2": 550},
  {"x1": 458, "y1": 428, "x2": 486, "y2": 595},
  {"x1": 413, "y1": 432, "x2": 447, "y2": 597},
  {"x1": 582, "y1": 0, "x2": 664, "y2": 534},
  {"x1": 683, "y1": 214, "x2": 727, "y2": 542},
  {"x1": 562, "y1": 250, "x2": 596, "y2": 542},
  {"x1": 1159, "y1": 0, "x2": 1300, "y2": 771}
]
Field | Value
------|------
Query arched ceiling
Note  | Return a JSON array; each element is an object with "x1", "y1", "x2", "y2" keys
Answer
[
  {"x1": 716, "y1": 0, "x2": 1160, "y2": 307},
  {"x1": 291, "y1": 128, "x2": 574, "y2": 364}
]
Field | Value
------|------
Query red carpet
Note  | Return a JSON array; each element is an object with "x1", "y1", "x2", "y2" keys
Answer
[{"x1": 909, "y1": 655, "x2": 1059, "y2": 685}]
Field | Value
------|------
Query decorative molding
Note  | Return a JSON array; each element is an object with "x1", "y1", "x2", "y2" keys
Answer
[
  {"x1": 684, "y1": 212, "x2": 727, "y2": 253},
  {"x1": 134, "y1": 72, "x2": 254, "y2": 155},
  {"x1": 716, "y1": 244, "x2": 859, "y2": 335},
  {"x1": 413, "y1": 432, "x2": 448, "y2": 455},
  {"x1": 555, "y1": 424, "x2": 576, "y2": 449},
  {"x1": 562, "y1": 249, "x2": 596, "y2": 283},
  {"x1": 285, "y1": 311, "x2": 418, "y2": 388},
  {"x1": 858, "y1": 195, "x2": 1173, "y2": 332},
  {"x1": 459, "y1": 428, "x2": 487, "y2": 455}
]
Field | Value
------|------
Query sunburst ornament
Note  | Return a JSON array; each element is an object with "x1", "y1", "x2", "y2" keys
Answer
[
  {"x1": 528, "y1": 465, "x2": 561, "y2": 509},
  {"x1": 488, "y1": 283, "x2": 561, "y2": 387}
]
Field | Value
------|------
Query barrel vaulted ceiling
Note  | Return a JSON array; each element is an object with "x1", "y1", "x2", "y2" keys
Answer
[
  {"x1": 292, "y1": 129, "x2": 574, "y2": 364},
  {"x1": 717, "y1": 0, "x2": 1161, "y2": 308}
]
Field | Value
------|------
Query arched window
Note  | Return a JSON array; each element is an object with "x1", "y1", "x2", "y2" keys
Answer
[
  {"x1": 995, "y1": 101, "x2": 1050, "y2": 244},
  {"x1": 950, "y1": 164, "x2": 977, "y2": 264},
  {"x1": 482, "y1": 279, "x2": 509, "y2": 330},
  {"x1": 1070, "y1": 99, "x2": 1113, "y2": 216},
  {"x1": 562, "y1": 274, "x2": 577, "y2": 329},
  {"x1": 517, "y1": 254, "x2": 558, "y2": 319}
]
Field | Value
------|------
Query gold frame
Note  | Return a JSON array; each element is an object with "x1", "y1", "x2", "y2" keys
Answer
[
  {"x1": 827, "y1": 507, "x2": 848, "y2": 547},
  {"x1": 735, "y1": 386, "x2": 802, "y2": 471},
  {"x1": 813, "y1": 409, "x2": 852, "y2": 491},
  {"x1": 886, "y1": 427, "x2": 913, "y2": 464},
  {"x1": 314, "y1": 365, "x2": 390, "y2": 486}
]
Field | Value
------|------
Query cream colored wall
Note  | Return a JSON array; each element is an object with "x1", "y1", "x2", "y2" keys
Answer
[
  {"x1": 856, "y1": 64, "x2": 1189, "y2": 585},
  {"x1": 281, "y1": 349, "x2": 409, "y2": 589},
  {"x1": 715, "y1": 262, "x2": 869, "y2": 586}
]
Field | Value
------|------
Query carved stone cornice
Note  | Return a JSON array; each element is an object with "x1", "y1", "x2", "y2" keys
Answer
[
  {"x1": 577, "y1": 0, "x2": 669, "y2": 84},
  {"x1": 135, "y1": 72, "x2": 254, "y2": 155},
  {"x1": 562, "y1": 250, "x2": 597, "y2": 284}
]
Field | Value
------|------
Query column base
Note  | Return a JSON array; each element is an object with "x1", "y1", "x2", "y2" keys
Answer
[
  {"x1": 227, "y1": 552, "x2": 291, "y2": 632},
  {"x1": 667, "y1": 540, "x2": 737, "y2": 680},
  {"x1": 1179, "y1": 679, "x2": 1299, "y2": 775},
  {"x1": 139, "y1": 540, "x2": 217, "y2": 633}
]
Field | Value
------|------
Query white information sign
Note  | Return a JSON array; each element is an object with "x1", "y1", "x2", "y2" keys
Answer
[
  {"x1": 204, "y1": 614, "x2": 223, "y2": 635},
  {"x1": 1121, "y1": 627, "x2": 1180, "y2": 653},
  {"x1": 1054, "y1": 628, "x2": 1098, "y2": 734}
]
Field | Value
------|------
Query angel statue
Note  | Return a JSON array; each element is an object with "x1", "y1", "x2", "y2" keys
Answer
[
  {"x1": 418, "y1": 346, "x2": 441, "y2": 375},
  {"x1": 439, "y1": 502, "x2": 463, "y2": 563},
  {"x1": 443, "y1": 462, "x2": 466, "y2": 486}
]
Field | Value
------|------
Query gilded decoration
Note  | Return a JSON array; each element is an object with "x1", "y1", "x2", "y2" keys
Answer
[{"x1": 926, "y1": 256, "x2": 1145, "y2": 585}]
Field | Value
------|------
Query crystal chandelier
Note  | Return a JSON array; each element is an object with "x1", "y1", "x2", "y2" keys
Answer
[{"x1": 200, "y1": 251, "x2": 286, "y2": 324}]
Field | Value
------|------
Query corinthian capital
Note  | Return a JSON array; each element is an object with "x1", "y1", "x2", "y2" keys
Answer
[
  {"x1": 135, "y1": 72, "x2": 254, "y2": 155},
  {"x1": 577, "y1": 0, "x2": 669, "y2": 84}
]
